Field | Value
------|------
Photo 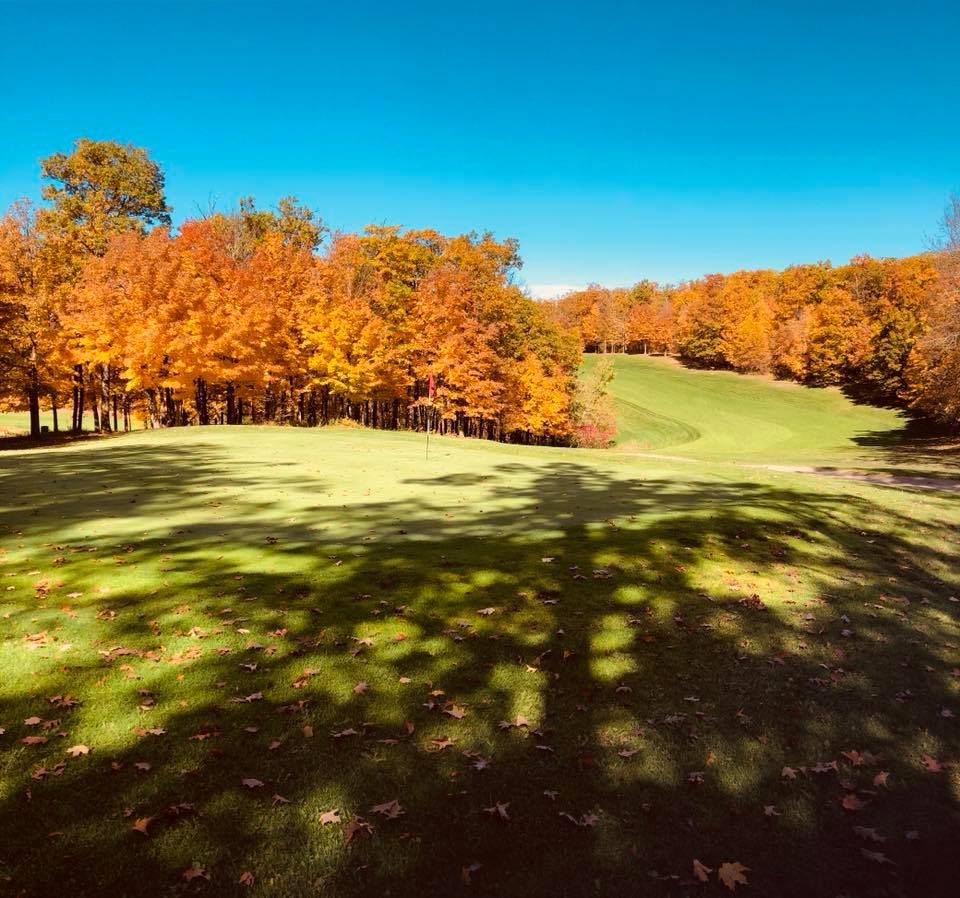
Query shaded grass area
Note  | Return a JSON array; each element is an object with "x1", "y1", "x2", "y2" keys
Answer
[{"x1": 0, "y1": 427, "x2": 958, "y2": 897}]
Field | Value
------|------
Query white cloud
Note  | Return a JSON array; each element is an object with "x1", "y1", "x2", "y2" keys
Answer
[{"x1": 527, "y1": 283, "x2": 583, "y2": 300}]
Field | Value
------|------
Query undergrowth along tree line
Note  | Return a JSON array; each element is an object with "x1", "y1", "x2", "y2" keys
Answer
[{"x1": 546, "y1": 202, "x2": 960, "y2": 426}]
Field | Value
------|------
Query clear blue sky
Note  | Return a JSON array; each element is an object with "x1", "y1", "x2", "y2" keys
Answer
[{"x1": 1, "y1": 0, "x2": 957, "y2": 295}]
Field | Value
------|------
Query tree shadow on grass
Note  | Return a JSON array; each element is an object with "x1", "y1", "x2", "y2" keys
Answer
[{"x1": 0, "y1": 439, "x2": 958, "y2": 897}]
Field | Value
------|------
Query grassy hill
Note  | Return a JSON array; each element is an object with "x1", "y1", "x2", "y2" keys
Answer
[{"x1": 582, "y1": 352, "x2": 911, "y2": 465}]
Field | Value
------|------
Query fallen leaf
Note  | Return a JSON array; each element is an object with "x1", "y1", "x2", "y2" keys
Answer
[
  {"x1": 860, "y1": 848, "x2": 894, "y2": 864},
  {"x1": 319, "y1": 809, "x2": 341, "y2": 825},
  {"x1": 182, "y1": 864, "x2": 210, "y2": 882},
  {"x1": 239, "y1": 871, "x2": 255, "y2": 886},
  {"x1": 344, "y1": 815, "x2": 373, "y2": 843},
  {"x1": 371, "y1": 799, "x2": 404, "y2": 819},
  {"x1": 483, "y1": 801, "x2": 510, "y2": 820},
  {"x1": 853, "y1": 826, "x2": 886, "y2": 842},
  {"x1": 131, "y1": 816, "x2": 153, "y2": 836},
  {"x1": 693, "y1": 859, "x2": 713, "y2": 882},
  {"x1": 66, "y1": 744, "x2": 89, "y2": 757},
  {"x1": 718, "y1": 861, "x2": 749, "y2": 891},
  {"x1": 842, "y1": 793, "x2": 866, "y2": 811},
  {"x1": 241, "y1": 778, "x2": 264, "y2": 789}
]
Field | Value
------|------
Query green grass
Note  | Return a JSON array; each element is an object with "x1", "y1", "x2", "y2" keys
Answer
[
  {"x1": 0, "y1": 371, "x2": 958, "y2": 897},
  {"x1": 0, "y1": 410, "x2": 61, "y2": 436},
  {"x1": 584, "y1": 353, "x2": 913, "y2": 466}
]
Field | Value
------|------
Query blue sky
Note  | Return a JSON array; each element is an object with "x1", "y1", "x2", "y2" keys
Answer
[{"x1": 1, "y1": 0, "x2": 957, "y2": 295}]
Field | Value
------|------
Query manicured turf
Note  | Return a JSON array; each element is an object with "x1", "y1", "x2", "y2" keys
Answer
[
  {"x1": 0, "y1": 410, "x2": 60, "y2": 436},
  {"x1": 0, "y1": 372, "x2": 958, "y2": 897},
  {"x1": 583, "y1": 353, "x2": 909, "y2": 465}
]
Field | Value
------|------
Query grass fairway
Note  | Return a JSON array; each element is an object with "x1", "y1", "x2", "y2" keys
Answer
[
  {"x1": 1, "y1": 380, "x2": 959, "y2": 896},
  {"x1": 584, "y1": 353, "x2": 912, "y2": 466}
]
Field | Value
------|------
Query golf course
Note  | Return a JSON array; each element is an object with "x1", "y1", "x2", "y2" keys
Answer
[{"x1": 1, "y1": 354, "x2": 957, "y2": 897}]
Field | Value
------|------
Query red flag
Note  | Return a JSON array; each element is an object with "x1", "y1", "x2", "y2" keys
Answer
[{"x1": 428, "y1": 374, "x2": 435, "y2": 399}]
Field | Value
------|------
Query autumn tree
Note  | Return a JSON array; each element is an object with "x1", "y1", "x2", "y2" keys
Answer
[
  {"x1": 913, "y1": 195, "x2": 960, "y2": 424},
  {"x1": 0, "y1": 202, "x2": 70, "y2": 436},
  {"x1": 570, "y1": 357, "x2": 617, "y2": 447}
]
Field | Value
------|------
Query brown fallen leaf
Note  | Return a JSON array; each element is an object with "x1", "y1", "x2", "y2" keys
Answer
[
  {"x1": 920, "y1": 754, "x2": 942, "y2": 772},
  {"x1": 842, "y1": 793, "x2": 866, "y2": 811},
  {"x1": 21, "y1": 736, "x2": 48, "y2": 746},
  {"x1": 692, "y1": 859, "x2": 713, "y2": 882},
  {"x1": 239, "y1": 871, "x2": 255, "y2": 886},
  {"x1": 370, "y1": 799, "x2": 404, "y2": 819},
  {"x1": 344, "y1": 815, "x2": 373, "y2": 843},
  {"x1": 781, "y1": 766, "x2": 797, "y2": 779},
  {"x1": 498, "y1": 715, "x2": 530, "y2": 729},
  {"x1": 873, "y1": 770, "x2": 890, "y2": 787},
  {"x1": 353, "y1": 681, "x2": 368, "y2": 695},
  {"x1": 718, "y1": 861, "x2": 749, "y2": 891},
  {"x1": 24, "y1": 716, "x2": 42, "y2": 726},
  {"x1": 241, "y1": 778, "x2": 264, "y2": 789},
  {"x1": 763, "y1": 805, "x2": 780, "y2": 817},
  {"x1": 319, "y1": 809, "x2": 341, "y2": 825},
  {"x1": 443, "y1": 704, "x2": 466, "y2": 719},
  {"x1": 182, "y1": 864, "x2": 210, "y2": 882},
  {"x1": 66, "y1": 744, "x2": 89, "y2": 757}
]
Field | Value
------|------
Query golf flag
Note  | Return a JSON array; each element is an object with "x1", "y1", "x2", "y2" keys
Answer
[{"x1": 428, "y1": 373, "x2": 435, "y2": 399}]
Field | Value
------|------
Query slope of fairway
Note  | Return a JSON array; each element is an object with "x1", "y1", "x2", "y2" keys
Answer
[
  {"x1": 583, "y1": 353, "x2": 907, "y2": 465},
  {"x1": 1, "y1": 425, "x2": 959, "y2": 898}
]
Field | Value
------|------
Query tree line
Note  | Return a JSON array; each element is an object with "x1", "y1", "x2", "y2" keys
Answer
[
  {"x1": 546, "y1": 208, "x2": 960, "y2": 426},
  {"x1": 3, "y1": 139, "x2": 957, "y2": 443},
  {"x1": 0, "y1": 140, "x2": 579, "y2": 443}
]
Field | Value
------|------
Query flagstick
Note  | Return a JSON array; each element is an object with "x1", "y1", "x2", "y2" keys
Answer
[{"x1": 425, "y1": 401, "x2": 431, "y2": 460}]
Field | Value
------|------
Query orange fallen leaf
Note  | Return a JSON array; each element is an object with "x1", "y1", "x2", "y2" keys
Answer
[{"x1": 131, "y1": 816, "x2": 153, "y2": 836}]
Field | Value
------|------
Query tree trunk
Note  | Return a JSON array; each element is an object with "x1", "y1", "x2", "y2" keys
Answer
[
  {"x1": 51, "y1": 395, "x2": 59, "y2": 433},
  {"x1": 27, "y1": 371, "x2": 41, "y2": 438}
]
